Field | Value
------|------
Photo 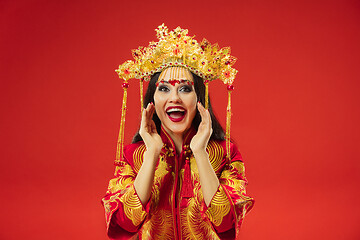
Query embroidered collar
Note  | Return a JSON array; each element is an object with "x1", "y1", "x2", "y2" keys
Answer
[{"x1": 160, "y1": 125, "x2": 196, "y2": 156}]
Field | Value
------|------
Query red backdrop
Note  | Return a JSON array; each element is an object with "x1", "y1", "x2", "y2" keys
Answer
[{"x1": 1, "y1": 0, "x2": 360, "y2": 239}]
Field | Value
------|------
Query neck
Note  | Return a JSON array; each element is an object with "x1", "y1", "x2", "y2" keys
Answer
[
  {"x1": 162, "y1": 126, "x2": 189, "y2": 154},
  {"x1": 167, "y1": 131, "x2": 183, "y2": 155}
]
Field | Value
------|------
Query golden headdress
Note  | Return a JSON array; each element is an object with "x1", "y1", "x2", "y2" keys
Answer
[{"x1": 115, "y1": 24, "x2": 237, "y2": 164}]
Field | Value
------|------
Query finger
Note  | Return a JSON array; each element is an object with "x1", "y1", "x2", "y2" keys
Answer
[
  {"x1": 141, "y1": 103, "x2": 152, "y2": 130},
  {"x1": 148, "y1": 102, "x2": 155, "y2": 120},
  {"x1": 140, "y1": 105, "x2": 149, "y2": 129},
  {"x1": 150, "y1": 120, "x2": 157, "y2": 133},
  {"x1": 197, "y1": 102, "x2": 210, "y2": 124},
  {"x1": 145, "y1": 105, "x2": 154, "y2": 129}
]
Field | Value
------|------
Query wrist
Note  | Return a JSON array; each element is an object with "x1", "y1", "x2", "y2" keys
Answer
[
  {"x1": 192, "y1": 149, "x2": 208, "y2": 158},
  {"x1": 144, "y1": 147, "x2": 162, "y2": 158}
]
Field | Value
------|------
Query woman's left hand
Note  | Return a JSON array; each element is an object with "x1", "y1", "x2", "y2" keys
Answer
[{"x1": 190, "y1": 102, "x2": 213, "y2": 153}]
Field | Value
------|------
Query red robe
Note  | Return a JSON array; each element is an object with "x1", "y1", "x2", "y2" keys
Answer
[{"x1": 102, "y1": 127, "x2": 254, "y2": 239}]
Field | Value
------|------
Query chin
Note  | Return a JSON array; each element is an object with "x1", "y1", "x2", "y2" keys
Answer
[{"x1": 162, "y1": 121, "x2": 191, "y2": 135}]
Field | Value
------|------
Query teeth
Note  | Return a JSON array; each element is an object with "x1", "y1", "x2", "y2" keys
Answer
[{"x1": 167, "y1": 108, "x2": 185, "y2": 113}]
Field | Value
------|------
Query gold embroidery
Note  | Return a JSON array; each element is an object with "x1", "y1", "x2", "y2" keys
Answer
[
  {"x1": 219, "y1": 160, "x2": 254, "y2": 224},
  {"x1": 206, "y1": 186, "x2": 231, "y2": 227},
  {"x1": 133, "y1": 144, "x2": 146, "y2": 173},
  {"x1": 119, "y1": 185, "x2": 146, "y2": 226},
  {"x1": 220, "y1": 161, "x2": 247, "y2": 193},
  {"x1": 180, "y1": 158, "x2": 220, "y2": 240},
  {"x1": 102, "y1": 192, "x2": 121, "y2": 216},
  {"x1": 206, "y1": 141, "x2": 224, "y2": 176},
  {"x1": 141, "y1": 208, "x2": 174, "y2": 239},
  {"x1": 180, "y1": 202, "x2": 220, "y2": 239},
  {"x1": 151, "y1": 155, "x2": 170, "y2": 207},
  {"x1": 108, "y1": 164, "x2": 136, "y2": 194}
]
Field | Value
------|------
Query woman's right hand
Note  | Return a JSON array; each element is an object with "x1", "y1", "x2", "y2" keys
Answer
[{"x1": 139, "y1": 103, "x2": 163, "y2": 156}]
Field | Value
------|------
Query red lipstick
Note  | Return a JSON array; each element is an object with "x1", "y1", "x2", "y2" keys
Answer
[{"x1": 166, "y1": 106, "x2": 187, "y2": 122}]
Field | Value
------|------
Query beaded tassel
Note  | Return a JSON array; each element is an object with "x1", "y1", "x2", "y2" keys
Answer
[
  {"x1": 115, "y1": 81, "x2": 129, "y2": 165},
  {"x1": 226, "y1": 84, "x2": 234, "y2": 162},
  {"x1": 139, "y1": 78, "x2": 144, "y2": 109},
  {"x1": 205, "y1": 80, "x2": 209, "y2": 109}
]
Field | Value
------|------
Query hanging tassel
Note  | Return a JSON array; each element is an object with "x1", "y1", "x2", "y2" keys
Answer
[
  {"x1": 181, "y1": 157, "x2": 193, "y2": 198},
  {"x1": 115, "y1": 81, "x2": 129, "y2": 165},
  {"x1": 226, "y1": 84, "x2": 234, "y2": 163},
  {"x1": 139, "y1": 78, "x2": 144, "y2": 109},
  {"x1": 205, "y1": 80, "x2": 209, "y2": 109}
]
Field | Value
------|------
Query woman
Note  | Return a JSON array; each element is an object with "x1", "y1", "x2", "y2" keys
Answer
[{"x1": 102, "y1": 24, "x2": 254, "y2": 240}]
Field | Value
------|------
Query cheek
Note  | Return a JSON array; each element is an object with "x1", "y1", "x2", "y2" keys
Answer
[
  {"x1": 154, "y1": 91, "x2": 166, "y2": 103},
  {"x1": 187, "y1": 94, "x2": 197, "y2": 117},
  {"x1": 153, "y1": 93, "x2": 165, "y2": 116}
]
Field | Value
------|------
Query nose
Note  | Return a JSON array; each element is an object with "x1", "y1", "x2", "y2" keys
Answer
[{"x1": 168, "y1": 88, "x2": 182, "y2": 103}]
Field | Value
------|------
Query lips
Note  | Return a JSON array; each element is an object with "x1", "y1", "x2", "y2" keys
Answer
[{"x1": 166, "y1": 106, "x2": 187, "y2": 122}]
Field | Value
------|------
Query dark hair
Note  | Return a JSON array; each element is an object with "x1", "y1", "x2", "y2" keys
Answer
[{"x1": 132, "y1": 71, "x2": 225, "y2": 143}]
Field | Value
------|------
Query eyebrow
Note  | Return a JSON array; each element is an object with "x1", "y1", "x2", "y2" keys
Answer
[{"x1": 156, "y1": 79, "x2": 194, "y2": 87}]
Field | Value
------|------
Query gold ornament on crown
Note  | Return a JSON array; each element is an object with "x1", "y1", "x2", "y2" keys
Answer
[
  {"x1": 114, "y1": 24, "x2": 237, "y2": 164},
  {"x1": 115, "y1": 23, "x2": 237, "y2": 84}
]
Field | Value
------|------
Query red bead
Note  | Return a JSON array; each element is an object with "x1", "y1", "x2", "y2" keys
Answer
[
  {"x1": 122, "y1": 82, "x2": 129, "y2": 88},
  {"x1": 204, "y1": 80, "x2": 209, "y2": 83},
  {"x1": 225, "y1": 61, "x2": 230, "y2": 65},
  {"x1": 227, "y1": 85, "x2": 234, "y2": 91}
]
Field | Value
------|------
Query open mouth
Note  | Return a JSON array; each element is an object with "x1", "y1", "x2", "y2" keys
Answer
[{"x1": 166, "y1": 107, "x2": 186, "y2": 122}]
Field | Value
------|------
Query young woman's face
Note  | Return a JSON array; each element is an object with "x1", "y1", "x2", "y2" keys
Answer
[{"x1": 154, "y1": 67, "x2": 197, "y2": 136}]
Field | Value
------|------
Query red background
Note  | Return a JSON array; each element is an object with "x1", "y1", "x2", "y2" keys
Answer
[{"x1": 1, "y1": 0, "x2": 360, "y2": 239}]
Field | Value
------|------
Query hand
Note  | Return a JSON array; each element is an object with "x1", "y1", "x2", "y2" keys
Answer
[
  {"x1": 139, "y1": 103, "x2": 163, "y2": 155},
  {"x1": 190, "y1": 102, "x2": 213, "y2": 154}
]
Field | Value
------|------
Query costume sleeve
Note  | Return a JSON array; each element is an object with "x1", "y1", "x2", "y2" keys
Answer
[
  {"x1": 204, "y1": 143, "x2": 254, "y2": 234},
  {"x1": 101, "y1": 145, "x2": 149, "y2": 236}
]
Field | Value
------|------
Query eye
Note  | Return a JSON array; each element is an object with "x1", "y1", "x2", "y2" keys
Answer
[
  {"x1": 157, "y1": 85, "x2": 169, "y2": 92},
  {"x1": 179, "y1": 85, "x2": 193, "y2": 92}
]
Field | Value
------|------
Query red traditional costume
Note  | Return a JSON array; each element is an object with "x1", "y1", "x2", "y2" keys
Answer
[
  {"x1": 102, "y1": 126, "x2": 254, "y2": 239},
  {"x1": 103, "y1": 24, "x2": 254, "y2": 239}
]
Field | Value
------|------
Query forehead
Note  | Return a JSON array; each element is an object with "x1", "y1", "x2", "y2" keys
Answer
[{"x1": 158, "y1": 67, "x2": 194, "y2": 82}]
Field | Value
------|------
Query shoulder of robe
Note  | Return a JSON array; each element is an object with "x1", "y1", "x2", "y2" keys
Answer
[
  {"x1": 123, "y1": 142, "x2": 146, "y2": 173},
  {"x1": 206, "y1": 140, "x2": 243, "y2": 163}
]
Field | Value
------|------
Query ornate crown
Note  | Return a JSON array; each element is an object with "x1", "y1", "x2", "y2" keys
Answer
[{"x1": 115, "y1": 24, "x2": 237, "y2": 85}]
